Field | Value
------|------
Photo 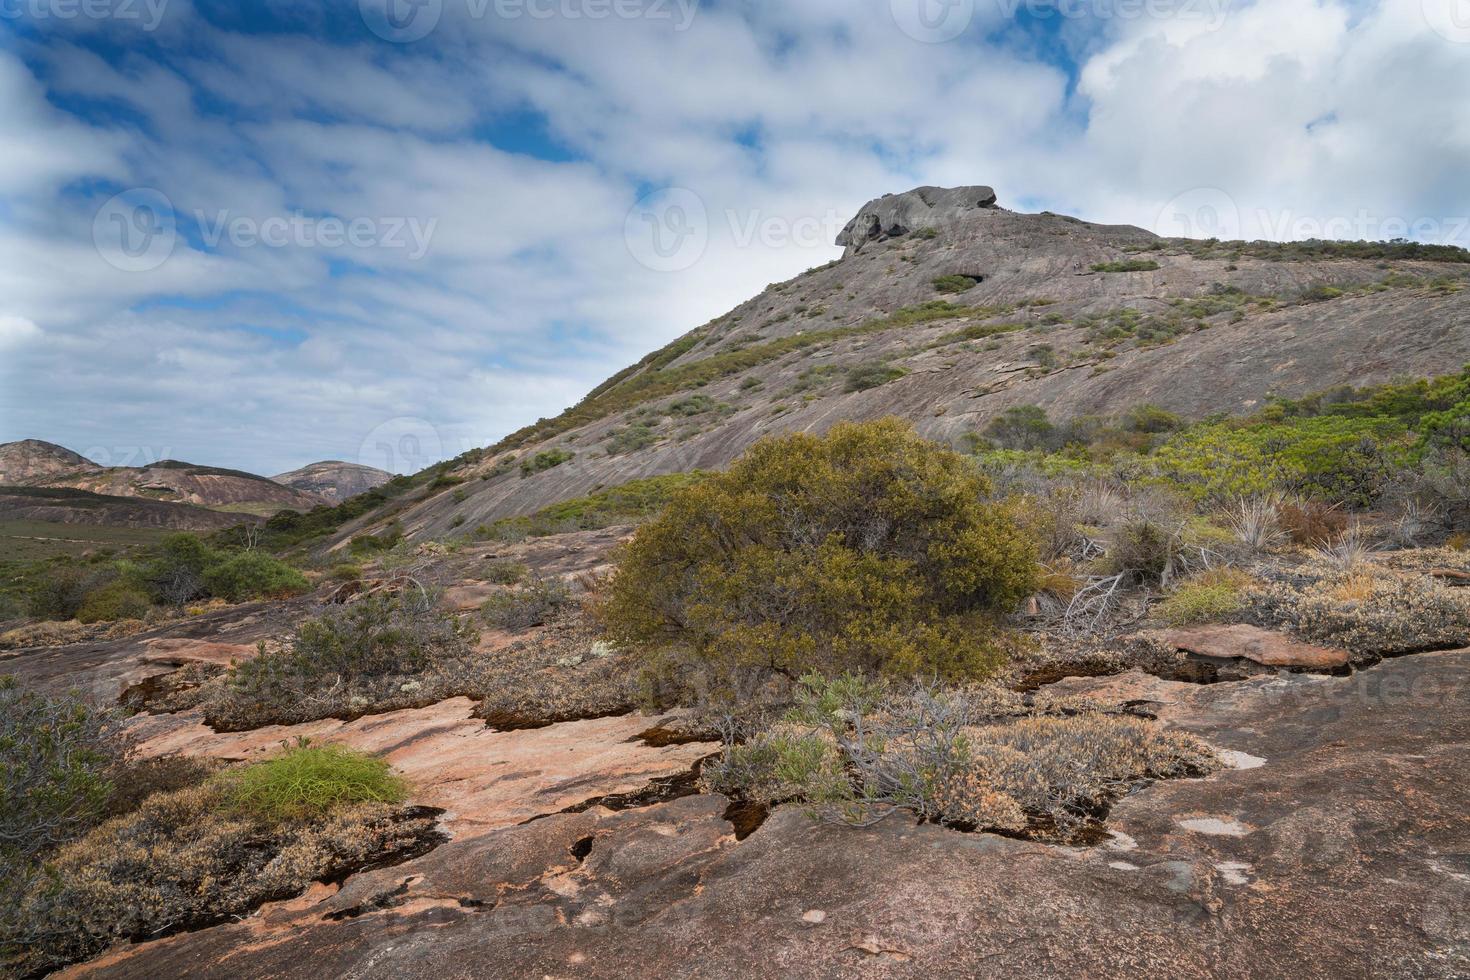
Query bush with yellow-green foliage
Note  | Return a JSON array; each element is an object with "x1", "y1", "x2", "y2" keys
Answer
[
  {"x1": 603, "y1": 419, "x2": 1039, "y2": 697},
  {"x1": 1148, "y1": 415, "x2": 1408, "y2": 506},
  {"x1": 1, "y1": 744, "x2": 433, "y2": 977},
  {"x1": 1154, "y1": 568, "x2": 1255, "y2": 625}
]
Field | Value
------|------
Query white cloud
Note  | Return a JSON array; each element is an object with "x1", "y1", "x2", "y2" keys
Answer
[
  {"x1": 0, "y1": 315, "x2": 42, "y2": 349},
  {"x1": 1, "y1": 1, "x2": 1466, "y2": 473}
]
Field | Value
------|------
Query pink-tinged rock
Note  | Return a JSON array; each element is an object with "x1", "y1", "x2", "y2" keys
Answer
[
  {"x1": 122, "y1": 699, "x2": 716, "y2": 841},
  {"x1": 1163, "y1": 625, "x2": 1349, "y2": 670},
  {"x1": 139, "y1": 638, "x2": 258, "y2": 667}
]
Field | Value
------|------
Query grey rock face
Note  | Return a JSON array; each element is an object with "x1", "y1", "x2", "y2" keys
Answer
[{"x1": 836, "y1": 184, "x2": 998, "y2": 255}]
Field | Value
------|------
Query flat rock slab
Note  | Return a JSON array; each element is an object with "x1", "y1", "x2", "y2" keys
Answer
[
  {"x1": 123, "y1": 700, "x2": 716, "y2": 841},
  {"x1": 1164, "y1": 624, "x2": 1350, "y2": 670},
  {"x1": 69, "y1": 651, "x2": 1470, "y2": 979}
]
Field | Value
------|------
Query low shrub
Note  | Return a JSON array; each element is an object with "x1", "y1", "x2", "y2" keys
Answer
[
  {"x1": 75, "y1": 578, "x2": 151, "y2": 624},
  {"x1": 1154, "y1": 568, "x2": 1254, "y2": 626},
  {"x1": 704, "y1": 675, "x2": 1217, "y2": 837},
  {"x1": 484, "y1": 559, "x2": 529, "y2": 584},
  {"x1": 1, "y1": 774, "x2": 434, "y2": 976},
  {"x1": 224, "y1": 743, "x2": 406, "y2": 821},
  {"x1": 482, "y1": 577, "x2": 574, "y2": 631},
  {"x1": 1278, "y1": 497, "x2": 1349, "y2": 546},
  {"x1": 477, "y1": 473, "x2": 706, "y2": 541},
  {"x1": 603, "y1": 419, "x2": 1039, "y2": 697},
  {"x1": 844, "y1": 362, "x2": 907, "y2": 392},
  {"x1": 932, "y1": 274, "x2": 981, "y2": 294},
  {"x1": 200, "y1": 551, "x2": 309, "y2": 603},
  {"x1": 520, "y1": 448, "x2": 575, "y2": 476},
  {"x1": 1254, "y1": 569, "x2": 1470, "y2": 659},
  {"x1": 0, "y1": 678, "x2": 120, "y2": 869},
  {"x1": 605, "y1": 423, "x2": 657, "y2": 456},
  {"x1": 1092, "y1": 259, "x2": 1160, "y2": 273},
  {"x1": 202, "y1": 591, "x2": 476, "y2": 729}
]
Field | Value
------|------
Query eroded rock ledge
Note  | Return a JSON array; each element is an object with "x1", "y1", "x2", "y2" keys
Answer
[{"x1": 70, "y1": 649, "x2": 1470, "y2": 979}]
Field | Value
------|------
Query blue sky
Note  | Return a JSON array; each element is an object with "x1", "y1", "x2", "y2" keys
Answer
[{"x1": 2, "y1": 0, "x2": 1467, "y2": 474}]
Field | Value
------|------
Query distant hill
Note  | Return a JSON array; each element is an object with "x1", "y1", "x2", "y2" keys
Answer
[
  {"x1": 272, "y1": 461, "x2": 393, "y2": 504},
  {"x1": 319, "y1": 184, "x2": 1470, "y2": 547},
  {"x1": 0, "y1": 486, "x2": 256, "y2": 531},
  {"x1": 0, "y1": 440, "x2": 324, "y2": 516}
]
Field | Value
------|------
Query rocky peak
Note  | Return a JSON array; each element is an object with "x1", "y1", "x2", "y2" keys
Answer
[
  {"x1": 836, "y1": 184, "x2": 999, "y2": 256},
  {"x1": 0, "y1": 439, "x2": 101, "y2": 484}
]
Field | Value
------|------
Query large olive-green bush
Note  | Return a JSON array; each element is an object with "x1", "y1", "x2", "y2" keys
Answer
[{"x1": 603, "y1": 419, "x2": 1039, "y2": 693}]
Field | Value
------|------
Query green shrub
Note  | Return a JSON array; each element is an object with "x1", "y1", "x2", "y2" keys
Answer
[
  {"x1": 1300, "y1": 283, "x2": 1345, "y2": 302},
  {"x1": 142, "y1": 533, "x2": 217, "y2": 604},
  {"x1": 845, "y1": 362, "x2": 907, "y2": 392},
  {"x1": 520, "y1": 448, "x2": 575, "y2": 476},
  {"x1": 603, "y1": 419, "x2": 1039, "y2": 695},
  {"x1": 225, "y1": 744, "x2": 406, "y2": 821},
  {"x1": 348, "y1": 522, "x2": 404, "y2": 556},
  {"x1": 984, "y1": 405, "x2": 1059, "y2": 451},
  {"x1": 200, "y1": 551, "x2": 309, "y2": 603},
  {"x1": 605, "y1": 423, "x2": 657, "y2": 455},
  {"x1": 1092, "y1": 259, "x2": 1160, "y2": 273},
  {"x1": 484, "y1": 559, "x2": 529, "y2": 584},
  {"x1": 0, "y1": 677, "x2": 119, "y2": 868},
  {"x1": 76, "y1": 579, "x2": 152, "y2": 623},
  {"x1": 1150, "y1": 416, "x2": 1408, "y2": 505},
  {"x1": 205, "y1": 591, "x2": 475, "y2": 729},
  {"x1": 26, "y1": 564, "x2": 100, "y2": 619},
  {"x1": 932, "y1": 274, "x2": 981, "y2": 294},
  {"x1": 1154, "y1": 568, "x2": 1253, "y2": 625},
  {"x1": 482, "y1": 577, "x2": 574, "y2": 630}
]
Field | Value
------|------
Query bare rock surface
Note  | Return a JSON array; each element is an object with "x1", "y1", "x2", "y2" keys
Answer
[
  {"x1": 123, "y1": 700, "x2": 716, "y2": 841},
  {"x1": 66, "y1": 650, "x2": 1470, "y2": 978},
  {"x1": 836, "y1": 184, "x2": 998, "y2": 255},
  {"x1": 1164, "y1": 624, "x2": 1351, "y2": 670}
]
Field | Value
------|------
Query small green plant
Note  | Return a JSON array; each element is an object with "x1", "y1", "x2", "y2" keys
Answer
[
  {"x1": 225, "y1": 743, "x2": 407, "y2": 821},
  {"x1": 520, "y1": 448, "x2": 575, "y2": 476},
  {"x1": 845, "y1": 362, "x2": 907, "y2": 392},
  {"x1": 605, "y1": 423, "x2": 657, "y2": 456},
  {"x1": 932, "y1": 274, "x2": 981, "y2": 294},
  {"x1": 1091, "y1": 259, "x2": 1161, "y2": 273},
  {"x1": 1154, "y1": 568, "x2": 1253, "y2": 625}
]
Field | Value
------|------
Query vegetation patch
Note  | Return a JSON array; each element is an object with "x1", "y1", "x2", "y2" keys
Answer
[
  {"x1": 844, "y1": 362, "x2": 908, "y2": 392},
  {"x1": 932, "y1": 274, "x2": 982, "y2": 294},
  {"x1": 603, "y1": 419, "x2": 1039, "y2": 701},
  {"x1": 476, "y1": 472, "x2": 705, "y2": 541},
  {"x1": 1091, "y1": 259, "x2": 1161, "y2": 273},
  {"x1": 703, "y1": 674, "x2": 1217, "y2": 840}
]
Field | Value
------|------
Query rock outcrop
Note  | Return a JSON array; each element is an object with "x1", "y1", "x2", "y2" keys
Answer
[
  {"x1": 836, "y1": 184, "x2": 998, "y2": 255},
  {"x1": 63, "y1": 649, "x2": 1470, "y2": 979},
  {"x1": 273, "y1": 460, "x2": 394, "y2": 503}
]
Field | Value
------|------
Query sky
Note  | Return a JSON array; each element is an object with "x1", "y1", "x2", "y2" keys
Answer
[{"x1": 1, "y1": 0, "x2": 1468, "y2": 476}]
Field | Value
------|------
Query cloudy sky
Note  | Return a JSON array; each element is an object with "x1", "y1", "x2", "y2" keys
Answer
[{"x1": 2, "y1": 0, "x2": 1467, "y2": 475}]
